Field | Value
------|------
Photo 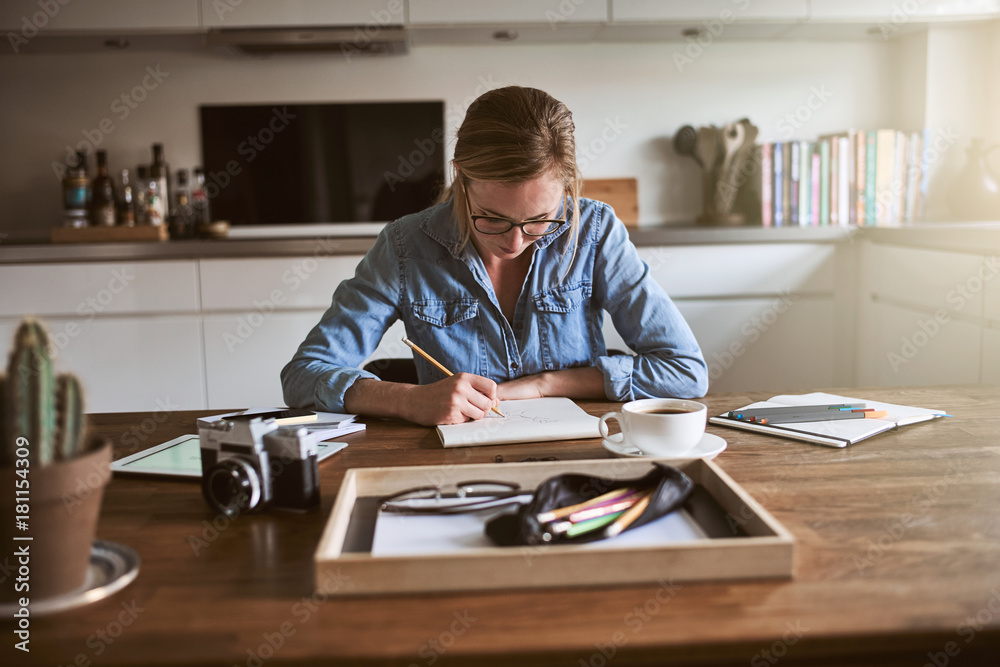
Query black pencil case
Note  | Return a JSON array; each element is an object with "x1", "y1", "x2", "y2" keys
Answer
[{"x1": 485, "y1": 463, "x2": 694, "y2": 546}]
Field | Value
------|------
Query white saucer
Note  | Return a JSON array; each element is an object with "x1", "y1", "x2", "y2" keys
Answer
[{"x1": 602, "y1": 432, "x2": 727, "y2": 459}]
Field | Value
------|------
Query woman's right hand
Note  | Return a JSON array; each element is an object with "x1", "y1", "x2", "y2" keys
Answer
[
  {"x1": 402, "y1": 373, "x2": 499, "y2": 425},
  {"x1": 344, "y1": 375, "x2": 499, "y2": 426}
]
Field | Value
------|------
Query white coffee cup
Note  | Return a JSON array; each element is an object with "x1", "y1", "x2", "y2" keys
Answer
[{"x1": 598, "y1": 398, "x2": 707, "y2": 457}]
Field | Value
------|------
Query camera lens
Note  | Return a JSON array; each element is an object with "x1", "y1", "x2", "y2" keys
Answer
[{"x1": 202, "y1": 458, "x2": 262, "y2": 518}]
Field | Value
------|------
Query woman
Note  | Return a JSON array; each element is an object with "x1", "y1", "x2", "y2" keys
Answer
[{"x1": 281, "y1": 86, "x2": 708, "y2": 426}]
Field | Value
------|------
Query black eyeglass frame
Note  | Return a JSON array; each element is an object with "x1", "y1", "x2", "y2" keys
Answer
[
  {"x1": 460, "y1": 178, "x2": 567, "y2": 237},
  {"x1": 379, "y1": 479, "x2": 526, "y2": 515}
]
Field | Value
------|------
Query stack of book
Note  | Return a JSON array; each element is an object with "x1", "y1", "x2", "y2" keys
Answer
[{"x1": 760, "y1": 129, "x2": 928, "y2": 227}]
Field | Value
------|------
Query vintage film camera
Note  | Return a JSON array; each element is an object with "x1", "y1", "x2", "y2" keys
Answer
[{"x1": 197, "y1": 415, "x2": 321, "y2": 517}]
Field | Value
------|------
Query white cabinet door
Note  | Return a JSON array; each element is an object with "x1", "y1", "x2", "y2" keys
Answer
[
  {"x1": 0, "y1": 315, "x2": 205, "y2": 413},
  {"x1": 864, "y1": 244, "x2": 986, "y2": 318},
  {"x1": 679, "y1": 297, "x2": 835, "y2": 393},
  {"x1": 638, "y1": 243, "x2": 836, "y2": 298},
  {"x1": 203, "y1": 311, "x2": 408, "y2": 409},
  {"x1": 202, "y1": 0, "x2": 404, "y2": 29},
  {"x1": 858, "y1": 302, "x2": 981, "y2": 386},
  {"x1": 611, "y1": 0, "x2": 807, "y2": 21},
  {"x1": 199, "y1": 256, "x2": 363, "y2": 311},
  {"x1": 0, "y1": 0, "x2": 200, "y2": 32},
  {"x1": 0, "y1": 261, "x2": 200, "y2": 317},
  {"x1": 808, "y1": 0, "x2": 1000, "y2": 20},
  {"x1": 409, "y1": 0, "x2": 608, "y2": 24},
  {"x1": 603, "y1": 296, "x2": 836, "y2": 394}
]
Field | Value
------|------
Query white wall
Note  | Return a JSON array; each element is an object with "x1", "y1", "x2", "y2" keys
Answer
[{"x1": 0, "y1": 38, "x2": 897, "y2": 241}]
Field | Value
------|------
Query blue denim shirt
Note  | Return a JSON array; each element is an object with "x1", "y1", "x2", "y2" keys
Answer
[{"x1": 281, "y1": 198, "x2": 708, "y2": 412}]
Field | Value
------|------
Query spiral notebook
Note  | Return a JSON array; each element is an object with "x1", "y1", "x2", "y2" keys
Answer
[{"x1": 708, "y1": 392, "x2": 947, "y2": 448}]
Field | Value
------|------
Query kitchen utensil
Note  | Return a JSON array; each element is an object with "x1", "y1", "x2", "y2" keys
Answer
[
  {"x1": 673, "y1": 125, "x2": 699, "y2": 164},
  {"x1": 695, "y1": 125, "x2": 720, "y2": 216},
  {"x1": 715, "y1": 119, "x2": 759, "y2": 215}
]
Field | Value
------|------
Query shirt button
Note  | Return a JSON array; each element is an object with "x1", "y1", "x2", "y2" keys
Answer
[{"x1": 511, "y1": 362, "x2": 519, "y2": 370}]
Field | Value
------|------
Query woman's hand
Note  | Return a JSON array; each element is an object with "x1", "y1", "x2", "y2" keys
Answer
[
  {"x1": 404, "y1": 373, "x2": 500, "y2": 425},
  {"x1": 345, "y1": 375, "x2": 499, "y2": 426},
  {"x1": 496, "y1": 374, "x2": 548, "y2": 401}
]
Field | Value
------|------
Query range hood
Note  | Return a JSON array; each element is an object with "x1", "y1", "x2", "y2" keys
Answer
[{"x1": 206, "y1": 27, "x2": 409, "y2": 56}]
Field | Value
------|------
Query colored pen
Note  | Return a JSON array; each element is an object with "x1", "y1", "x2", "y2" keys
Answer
[
  {"x1": 728, "y1": 403, "x2": 865, "y2": 419},
  {"x1": 564, "y1": 511, "x2": 625, "y2": 538},
  {"x1": 756, "y1": 410, "x2": 888, "y2": 425},
  {"x1": 401, "y1": 337, "x2": 504, "y2": 417}
]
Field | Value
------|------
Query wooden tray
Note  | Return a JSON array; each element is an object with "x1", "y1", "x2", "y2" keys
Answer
[
  {"x1": 50, "y1": 225, "x2": 169, "y2": 243},
  {"x1": 314, "y1": 457, "x2": 794, "y2": 596}
]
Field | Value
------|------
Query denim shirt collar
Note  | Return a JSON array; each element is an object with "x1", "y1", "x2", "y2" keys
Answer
[{"x1": 419, "y1": 199, "x2": 572, "y2": 260}]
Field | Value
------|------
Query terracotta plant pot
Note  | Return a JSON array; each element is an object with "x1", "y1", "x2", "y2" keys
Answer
[{"x1": 0, "y1": 438, "x2": 112, "y2": 603}]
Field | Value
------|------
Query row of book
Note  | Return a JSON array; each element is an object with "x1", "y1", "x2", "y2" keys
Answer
[{"x1": 760, "y1": 129, "x2": 929, "y2": 227}]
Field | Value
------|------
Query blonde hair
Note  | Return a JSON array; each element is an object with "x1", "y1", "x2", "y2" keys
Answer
[{"x1": 438, "y1": 86, "x2": 582, "y2": 261}]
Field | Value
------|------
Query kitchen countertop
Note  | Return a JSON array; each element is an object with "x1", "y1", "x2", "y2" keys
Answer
[{"x1": 0, "y1": 222, "x2": 997, "y2": 264}]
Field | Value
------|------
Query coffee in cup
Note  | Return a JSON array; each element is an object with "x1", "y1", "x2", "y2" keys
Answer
[{"x1": 598, "y1": 398, "x2": 707, "y2": 457}]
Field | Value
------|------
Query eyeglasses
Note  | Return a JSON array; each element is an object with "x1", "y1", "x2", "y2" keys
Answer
[
  {"x1": 379, "y1": 479, "x2": 529, "y2": 515},
  {"x1": 461, "y1": 179, "x2": 566, "y2": 236}
]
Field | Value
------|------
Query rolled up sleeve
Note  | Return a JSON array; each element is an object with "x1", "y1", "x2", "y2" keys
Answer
[{"x1": 592, "y1": 206, "x2": 709, "y2": 401}]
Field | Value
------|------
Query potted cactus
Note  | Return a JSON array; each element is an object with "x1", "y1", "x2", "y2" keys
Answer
[{"x1": 0, "y1": 318, "x2": 111, "y2": 603}]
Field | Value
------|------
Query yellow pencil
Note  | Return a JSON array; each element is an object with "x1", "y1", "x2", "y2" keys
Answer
[
  {"x1": 401, "y1": 337, "x2": 505, "y2": 417},
  {"x1": 604, "y1": 491, "x2": 652, "y2": 538}
]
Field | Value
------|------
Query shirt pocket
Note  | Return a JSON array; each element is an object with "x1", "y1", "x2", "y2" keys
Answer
[
  {"x1": 408, "y1": 298, "x2": 483, "y2": 377},
  {"x1": 533, "y1": 282, "x2": 593, "y2": 369}
]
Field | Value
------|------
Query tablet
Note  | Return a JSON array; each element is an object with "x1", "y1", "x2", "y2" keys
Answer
[{"x1": 111, "y1": 434, "x2": 349, "y2": 479}]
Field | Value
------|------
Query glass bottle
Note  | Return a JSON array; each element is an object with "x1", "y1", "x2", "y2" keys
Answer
[
  {"x1": 117, "y1": 169, "x2": 135, "y2": 226},
  {"x1": 170, "y1": 169, "x2": 192, "y2": 239},
  {"x1": 134, "y1": 165, "x2": 150, "y2": 225},
  {"x1": 191, "y1": 167, "x2": 211, "y2": 227},
  {"x1": 90, "y1": 150, "x2": 117, "y2": 227},
  {"x1": 150, "y1": 143, "x2": 171, "y2": 220},
  {"x1": 62, "y1": 151, "x2": 89, "y2": 228}
]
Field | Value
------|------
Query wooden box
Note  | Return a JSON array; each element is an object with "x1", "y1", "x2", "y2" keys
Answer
[
  {"x1": 51, "y1": 225, "x2": 169, "y2": 243},
  {"x1": 581, "y1": 178, "x2": 638, "y2": 225},
  {"x1": 314, "y1": 457, "x2": 794, "y2": 596}
]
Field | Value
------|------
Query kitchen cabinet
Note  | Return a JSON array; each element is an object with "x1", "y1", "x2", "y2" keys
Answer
[
  {"x1": 610, "y1": 0, "x2": 807, "y2": 22},
  {"x1": 601, "y1": 243, "x2": 841, "y2": 393},
  {"x1": 808, "y1": 0, "x2": 1000, "y2": 21},
  {"x1": 0, "y1": 260, "x2": 199, "y2": 317},
  {"x1": 201, "y1": 0, "x2": 405, "y2": 30},
  {"x1": 0, "y1": 315, "x2": 205, "y2": 413},
  {"x1": 0, "y1": 0, "x2": 200, "y2": 32},
  {"x1": 856, "y1": 243, "x2": 993, "y2": 386},
  {"x1": 408, "y1": 0, "x2": 607, "y2": 25}
]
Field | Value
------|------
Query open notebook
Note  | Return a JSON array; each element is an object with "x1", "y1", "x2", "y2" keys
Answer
[
  {"x1": 708, "y1": 392, "x2": 947, "y2": 448},
  {"x1": 436, "y1": 397, "x2": 599, "y2": 448}
]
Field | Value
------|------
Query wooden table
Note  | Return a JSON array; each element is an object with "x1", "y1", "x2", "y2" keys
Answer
[{"x1": 9, "y1": 385, "x2": 1000, "y2": 666}]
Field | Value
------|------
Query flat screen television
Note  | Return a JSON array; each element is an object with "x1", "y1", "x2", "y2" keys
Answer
[{"x1": 199, "y1": 101, "x2": 445, "y2": 226}]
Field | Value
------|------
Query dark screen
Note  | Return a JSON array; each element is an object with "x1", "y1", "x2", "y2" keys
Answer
[{"x1": 199, "y1": 102, "x2": 445, "y2": 225}]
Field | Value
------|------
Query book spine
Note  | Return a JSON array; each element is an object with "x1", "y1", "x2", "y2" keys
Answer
[
  {"x1": 761, "y1": 143, "x2": 773, "y2": 227},
  {"x1": 811, "y1": 151, "x2": 821, "y2": 226},
  {"x1": 865, "y1": 130, "x2": 877, "y2": 224},
  {"x1": 789, "y1": 142, "x2": 800, "y2": 226},
  {"x1": 829, "y1": 137, "x2": 839, "y2": 225},
  {"x1": 799, "y1": 141, "x2": 811, "y2": 226},
  {"x1": 893, "y1": 130, "x2": 908, "y2": 225},
  {"x1": 839, "y1": 136, "x2": 851, "y2": 226},
  {"x1": 782, "y1": 141, "x2": 792, "y2": 226},
  {"x1": 774, "y1": 142, "x2": 784, "y2": 227},
  {"x1": 917, "y1": 128, "x2": 931, "y2": 221},
  {"x1": 819, "y1": 139, "x2": 830, "y2": 225},
  {"x1": 875, "y1": 128, "x2": 896, "y2": 224},
  {"x1": 855, "y1": 131, "x2": 866, "y2": 225},
  {"x1": 904, "y1": 130, "x2": 921, "y2": 223}
]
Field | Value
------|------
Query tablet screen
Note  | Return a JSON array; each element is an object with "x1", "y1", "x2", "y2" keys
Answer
[{"x1": 112, "y1": 435, "x2": 349, "y2": 479}]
